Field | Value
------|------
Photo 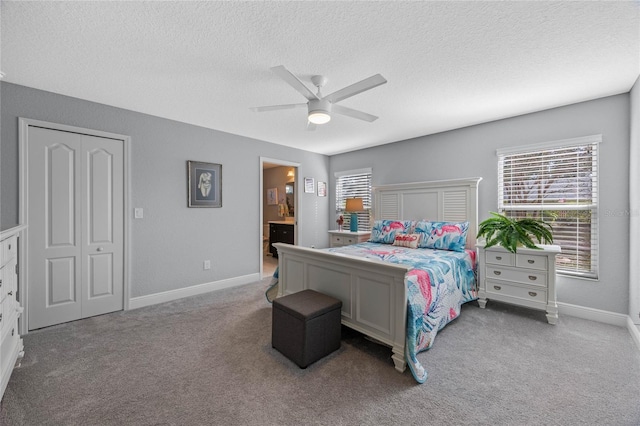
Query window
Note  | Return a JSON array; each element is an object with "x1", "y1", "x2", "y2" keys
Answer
[
  {"x1": 335, "y1": 168, "x2": 372, "y2": 231},
  {"x1": 497, "y1": 135, "x2": 600, "y2": 279}
]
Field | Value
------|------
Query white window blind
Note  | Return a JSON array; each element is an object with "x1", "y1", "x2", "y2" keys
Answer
[
  {"x1": 497, "y1": 135, "x2": 600, "y2": 279},
  {"x1": 335, "y1": 168, "x2": 372, "y2": 231}
]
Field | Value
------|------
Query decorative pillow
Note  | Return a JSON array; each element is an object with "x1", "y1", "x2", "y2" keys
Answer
[
  {"x1": 369, "y1": 220, "x2": 414, "y2": 244},
  {"x1": 413, "y1": 221, "x2": 435, "y2": 247},
  {"x1": 392, "y1": 233, "x2": 420, "y2": 249},
  {"x1": 419, "y1": 221, "x2": 470, "y2": 252}
]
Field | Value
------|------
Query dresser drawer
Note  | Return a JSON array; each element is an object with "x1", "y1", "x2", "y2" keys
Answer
[
  {"x1": 0, "y1": 235, "x2": 17, "y2": 268},
  {"x1": 0, "y1": 260, "x2": 16, "y2": 303},
  {"x1": 485, "y1": 250, "x2": 515, "y2": 266},
  {"x1": 0, "y1": 317, "x2": 20, "y2": 377},
  {"x1": 485, "y1": 266, "x2": 547, "y2": 287},
  {"x1": 0, "y1": 297, "x2": 14, "y2": 335},
  {"x1": 331, "y1": 235, "x2": 358, "y2": 246},
  {"x1": 486, "y1": 280, "x2": 547, "y2": 304},
  {"x1": 516, "y1": 253, "x2": 547, "y2": 270}
]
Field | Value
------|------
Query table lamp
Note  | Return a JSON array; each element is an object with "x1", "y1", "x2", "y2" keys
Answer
[{"x1": 344, "y1": 198, "x2": 364, "y2": 232}]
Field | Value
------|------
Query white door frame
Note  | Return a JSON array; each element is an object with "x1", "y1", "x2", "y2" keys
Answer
[
  {"x1": 18, "y1": 118, "x2": 131, "y2": 335},
  {"x1": 259, "y1": 157, "x2": 300, "y2": 279}
]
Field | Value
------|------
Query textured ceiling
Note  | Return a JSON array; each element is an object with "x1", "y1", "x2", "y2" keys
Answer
[{"x1": 1, "y1": 1, "x2": 639, "y2": 155}]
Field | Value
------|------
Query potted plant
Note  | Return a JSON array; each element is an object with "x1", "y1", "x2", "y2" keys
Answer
[{"x1": 477, "y1": 212, "x2": 553, "y2": 253}]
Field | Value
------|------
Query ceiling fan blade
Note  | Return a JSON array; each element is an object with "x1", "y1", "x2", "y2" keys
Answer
[
  {"x1": 324, "y1": 74, "x2": 387, "y2": 104},
  {"x1": 250, "y1": 103, "x2": 307, "y2": 112},
  {"x1": 332, "y1": 104, "x2": 378, "y2": 122},
  {"x1": 306, "y1": 121, "x2": 317, "y2": 131},
  {"x1": 271, "y1": 65, "x2": 319, "y2": 101}
]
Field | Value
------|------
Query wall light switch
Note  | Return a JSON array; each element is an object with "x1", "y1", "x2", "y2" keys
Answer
[
  {"x1": 204, "y1": 260, "x2": 211, "y2": 270},
  {"x1": 134, "y1": 208, "x2": 143, "y2": 219}
]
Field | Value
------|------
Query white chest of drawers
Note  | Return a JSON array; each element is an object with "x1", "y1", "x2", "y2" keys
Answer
[
  {"x1": 0, "y1": 230, "x2": 24, "y2": 400},
  {"x1": 328, "y1": 231, "x2": 371, "y2": 248},
  {"x1": 477, "y1": 242, "x2": 561, "y2": 324}
]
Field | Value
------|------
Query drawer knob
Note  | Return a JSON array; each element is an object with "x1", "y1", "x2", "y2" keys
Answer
[
  {"x1": 493, "y1": 271, "x2": 502, "y2": 276},
  {"x1": 493, "y1": 285, "x2": 501, "y2": 291},
  {"x1": 528, "y1": 291, "x2": 537, "y2": 297},
  {"x1": 8, "y1": 244, "x2": 11, "y2": 250},
  {"x1": 495, "y1": 256, "x2": 502, "y2": 260},
  {"x1": 528, "y1": 276, "x2": 537, "y2": 281},
  {"x1": 8, "y1": 291, "x2": 12, "y2": 296},
  {"x1": 0, "y1": 313, "x2": 2, "y2": 322},
  {"x1": 528, "y1": 259, "x2": 535, "y2": 264}
]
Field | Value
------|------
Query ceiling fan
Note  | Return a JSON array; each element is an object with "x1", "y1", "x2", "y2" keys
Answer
[{"x1": 250, "y1": 65, "x2": 387, "y2": 130}]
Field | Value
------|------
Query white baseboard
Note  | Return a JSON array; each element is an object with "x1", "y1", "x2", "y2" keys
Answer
[
  {"x1": 128, "y1": 273, "x2": 260, "y2": 310},
  {"x1": 557, "y1": 302, "x2": 628, "y2": 327},
  {"x1": 627, "y1": 317, "x2": 640, "y2": 351},
  {"x1": 558, "y1": 302, "x2": 640, "y2": 352}
]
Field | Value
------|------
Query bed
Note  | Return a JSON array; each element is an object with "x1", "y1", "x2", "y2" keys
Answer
[{"x1": 273, "y1": 177, "x2": 482, "y2": 383}]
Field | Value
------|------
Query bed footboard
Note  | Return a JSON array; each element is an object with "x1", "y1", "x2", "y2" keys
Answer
[{"x1": 273, "y1": 243, "x2": 410, "y2": 373}]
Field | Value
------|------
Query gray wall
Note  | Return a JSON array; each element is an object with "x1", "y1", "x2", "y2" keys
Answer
[
  {"x1": 1, "y1": 82, "x2": 329, "y2": 298},
  {"x1": 330, "y1": 94, "x2": 631, "y2": 314},
  {"x1": 2, "y1": 81, "x2": 631, "y2": 313},
  {"x1": 629, "y1": 76, "x2": 640, "y2": 323}
]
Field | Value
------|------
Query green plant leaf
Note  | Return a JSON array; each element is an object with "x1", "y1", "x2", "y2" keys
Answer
[{"x1": 477, "y1": 211, "x2": 554, "y2": 252}]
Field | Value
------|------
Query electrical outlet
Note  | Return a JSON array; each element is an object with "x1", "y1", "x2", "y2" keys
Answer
[
  {"x1": 203, "y1": 260, "x2": 211, "y2": 270},
  {"x1": 134, "y1": 208, "x2": 143, "y2": 219}
]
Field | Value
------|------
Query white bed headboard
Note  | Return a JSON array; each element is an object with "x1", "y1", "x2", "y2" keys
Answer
[{"x1": 373, "y1": 177, "x2": 482, "y2": 250}]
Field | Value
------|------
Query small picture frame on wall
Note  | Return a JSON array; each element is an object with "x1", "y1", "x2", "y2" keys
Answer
[
  {"x1": 188, "y1": 161, "x2": 222, "y2": 207},
  {"x1": 304, "y1": 177, "x2": 315, "y2": 193},
  {"x1": 317, "y1": 181, "x2": 327, "y2": 197},
  {"x1": 267, "y1": 187, "x2": 278, "y2": 205}
]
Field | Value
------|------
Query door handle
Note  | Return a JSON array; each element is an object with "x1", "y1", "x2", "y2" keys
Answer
[{"x1": 97, "y1": 247, "x2": 104, "y2": 252}]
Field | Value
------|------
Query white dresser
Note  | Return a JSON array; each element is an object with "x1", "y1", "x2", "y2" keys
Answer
[
  {"x1": 477, "y1": 242, "x2": 561, "y2": 324},
  {"x1": 328, "y1": 230, "x2": 371, "y2": 248},
  {"x1": 0, "y1": 230, "x2": 24, "y2": 400}
]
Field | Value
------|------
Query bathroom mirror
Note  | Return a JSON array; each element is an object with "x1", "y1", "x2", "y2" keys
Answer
[{"x1": 285, "y1": 183, "x2": 294, "y2": 217}]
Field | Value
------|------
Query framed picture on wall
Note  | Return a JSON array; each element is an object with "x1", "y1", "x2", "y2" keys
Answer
[
  {"x1": 317, "y1": 181, "x2": 327, "y2": 197},
  {"x1": 187, "y1": 161, "x2": 222, "y2": 207},
  {"x1": 267, "y1": 187, "x2": 278, "y2": 205},
  {"x1": 304, "y1": 177, "x2": 315, "y2": 193}
]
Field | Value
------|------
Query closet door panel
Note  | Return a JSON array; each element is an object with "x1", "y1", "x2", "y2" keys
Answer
[
  {"x1": 28, "y1": 127, "x2": 83, "y2": 329},
  {"x1": 81, "y1": 135, "x2": 124, "y2": 317}
]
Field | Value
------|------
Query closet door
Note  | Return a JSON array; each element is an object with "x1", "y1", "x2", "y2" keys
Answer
[
  {"x1": 81, "y1": 135, "x2": 124, "y2": 318},
  {"x1": 28, "y1": 127, "x2": 124, "y2": 330}
]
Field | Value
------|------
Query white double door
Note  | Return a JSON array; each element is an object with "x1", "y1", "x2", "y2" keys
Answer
[{"x1": 28, "y1": 126, "x2": 124, "y2": 330}]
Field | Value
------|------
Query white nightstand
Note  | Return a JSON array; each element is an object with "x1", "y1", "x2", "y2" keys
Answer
[
  {"x1": 328, "y1": 230, "x2": 371, "y2": 248},
  {"x1": 476, "y1": 242, "x2": 561, "y2": 324}
]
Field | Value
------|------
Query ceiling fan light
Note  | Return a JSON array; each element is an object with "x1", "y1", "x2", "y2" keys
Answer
[
  {"x1": 308, "y1": 111, "x2": 331, "y2": 124},
  {"x1": 308, "y1": 98, "x2": 332, "y2": 125}
]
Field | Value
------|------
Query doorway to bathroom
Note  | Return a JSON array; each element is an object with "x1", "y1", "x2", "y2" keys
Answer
[{"x1": 260, "y1": 158, "x2": 299, "y2": 279}]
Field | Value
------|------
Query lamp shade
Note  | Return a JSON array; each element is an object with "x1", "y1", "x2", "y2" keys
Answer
[{"x1": 344, "y1": 198, "x2": 364, "y2": 212}]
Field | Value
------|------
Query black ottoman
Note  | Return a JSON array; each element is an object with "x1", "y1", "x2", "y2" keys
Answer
[{"x1": 272, "y1": 289, "x2": 342, "y2": 368}]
